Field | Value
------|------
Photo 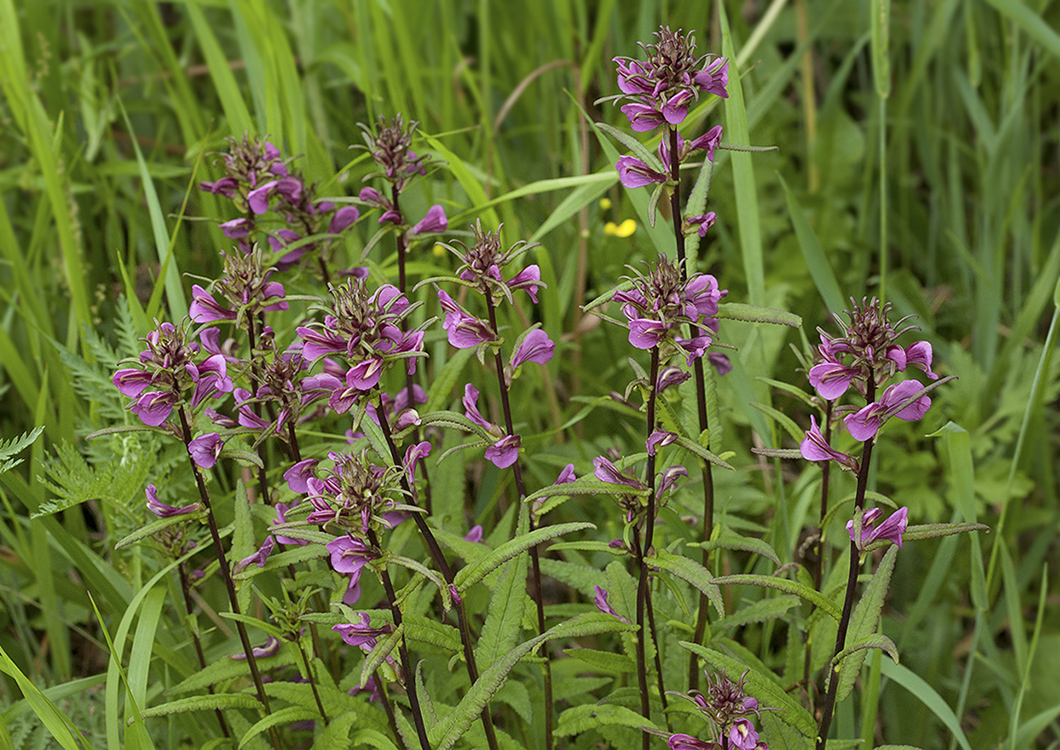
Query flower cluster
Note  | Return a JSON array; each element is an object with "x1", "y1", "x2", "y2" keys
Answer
[
  {"x1": 113, "y1": 321, "x2": 233, "y2": 428},
  {"x1": 356, "y1": 115, "x2": 449, "y2": 237},
  {"x1": 297, "y1": 279, "x2": 426, "y2": 412},
  {"x1": 190, "y1": 244, "x2": 289, "y2": 324},
  {"x1": 670, "y1": 669, "x2": 769, "y2": 750},
  {"x1": 608, "y1": 26, "x2": 728, "y2": 133},
  {"x1": 613, "y1": 255, "x2": 725, "y2": 367},
  {"x1": 801, "y1": 298, "x2": 937, "y2": 461},
  {"x1": 199, "y1": 134, "x2": 359, "y2": 268}
]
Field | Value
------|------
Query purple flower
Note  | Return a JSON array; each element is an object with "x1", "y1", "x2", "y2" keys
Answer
[
  {"x1": 556, "y1": 463, "x2": 576, "y2": 484},
  {"x1": 799, "y1": 416, "x2": 857, "y2": 471},
  {"x1": 219, "y1": 218, "x2": 251, "y2": 238},
  {"x1": 409, "y1": 204, "x2": 448, "y2": 236},
  {"x1": 403, "y1": 441, "x2": 431, "y2": 486},
  {"x1": 848, "y1": 506, "x2": 909, "y2": 549},
  {"x1": 728, "y1": 719, "x2": 759, "y2": 750},
  {"x1": 228, "y1": 635, "x2": 281, "y2": 660},
  {"x1": 188, "y1": 433, "x2": 224, "y2": 469},
  {"x1": 333, "y1": 613, "x2": 389, "y2": 651},
  {"x1": 284, "y1": 459, "x2": 319, "y2": 494},
  {"x1": 438, "y1": 290, "x2": 495, "y2": 349},
  {"x1": 686, "y1": 212, "x2": 717, "y2": 238},
  {"x1": 616, "y1": 155, "x2": 668, "y2": 189},
  {"x1": 328, "y1": 205, "x2": 360, "y2": 234},
  {"x1": 901, "y1": 341, "x2": 938, "y2": 379},
  {"x1": 808, "y1": 359, "x2": 860, "y2": 401},
  {"x1": 668, "y1": 735, "x2": 717, "y2": 750},
  {"x1": 327, "y1": 536, "x2": 378, "y2": 605},
  {"x1": 592, "y1": 456, "x2": 647, "y2": 491},
  {"x1": 656, "y1": 465, "x2": 688, "y2": 499},
  {"x1": 507, "y1": 265, "x2": 541, "y2": 303},
  {"x1": 145, "y1": 484, "x2": 199, "y2": 517},
  {"x1": 628, "y1": 317, "x2": 671, "y2": 350},
  {"x1": 272, "y1": 502, "x2": 308, "y2": 546},
  {"x1": 464, "y1": 525, "x2": 484, "y2": 544},
  {"x1": 510, "y1": 329, "x2": 555, "y2": 370},
  {"x1": 344, "y1": 357, "x2": 386, "y2": 392},
  {"x1": 130, "y1": 390, "x2": 177, "y2": 427},
  {"x1": 657, "y1": 366, "x2": 691, "y2": 392},
  {"x1": 349, "y1": 674, "x2": 382, "y2": 703},
  {"x1": 113, "y1": 369, "x2": 155, "y2": 399},
  {"x1": 593, "y1": 585, "x2": 630, "y2": 623},
  {"x1": 661, "y1": 89, "x2": 694, "y2": 124},
  {"x1": 646, "y1": 429, "x2": 677, "y2": 456},
  {"x1": 462, "y1": 384, "x2": 493, "y2": 430},
  {"x1": 234, "y1": 536, "x2": 275, "y2": 574},
  {"x1": 620, "y1": 102, "x2": 667, "y2": 132},
  {"x1": 246, "y1": 177, "x2": 303, "y2": 214},
  {"x1": 695, "y1": 57, "x2": 729, "y2": 98},
  {"x1": 843, "y1": 380, "x2": 932, "y2": 442},
  {"x1": 688, "y1": 125, "x2": 724, "y2": 161},
  {"x1": 190, "y1": 354, "x2": 234, "y2": 407},
  {"x1": 484, "y1": 434, "x2": 521, "y2": 469}
]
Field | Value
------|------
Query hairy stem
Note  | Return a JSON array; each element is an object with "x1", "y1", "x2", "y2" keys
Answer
[
  {"x1": 178, "y1": 561, "x2": 231, "y2": 738},
  {"x1": 663, "y1": 125, "x2": 719, "y2": 692},
  {"x1": 375, "y1": 403, "x2": 500, "y2": 750},
  {"x1": 815, "y1": 384, "x2": 876, "y2": 747},
  {"x1": 367, "y1": 528, "x2": 432, "y2": 750},
  {"x1": 635, "y1": 347, "x2": 663, "y2": 750},
  {"x1": 483, "y1": 294, "x2": 554, "y2": 750},
  {"x1": 176, "y1": 405, "x2": 282, "y2": 750}
]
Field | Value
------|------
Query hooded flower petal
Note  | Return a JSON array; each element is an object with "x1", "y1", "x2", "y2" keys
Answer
[
  {"x1": 616, "y1": 155, "x2": 668, "y2": 189},
  {"x1": 145, "y1": 484, "x2": 200, "y2": 517},
  {"x1": 484, "y1": 434, "x2": 521, "y2": 469},
  {"x1": 188, "y1": 433, "x2": 224, "y2": 469},
  {"x1": 409, "y1": 204, "x2": 448, "y2": 236},
  {"x1": 510, "y1": 329, "x2": 555, "y2": 369}
]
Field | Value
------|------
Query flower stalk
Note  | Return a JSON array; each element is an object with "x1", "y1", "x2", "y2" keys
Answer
[{"x1": 175, "y1": 405, "x2": 282, "y2": 750}]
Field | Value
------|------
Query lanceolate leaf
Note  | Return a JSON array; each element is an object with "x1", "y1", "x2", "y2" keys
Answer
[
  {"x1": 427, "y1": 613, "x2": 636, "y2": 750},
  {"x1": 646, "y1": 549, "x2": 724, "y2": 617},
  {"x1": 476, "y1": 551, "x2": 529, "y2": 670},
  {"x1": 716, "y1": 302, "x2": 802, "y2": 328},
  {"x1": 403, "y1": 615, "x2": 462, "y2": 653},
  {"x1": 866, "y1": 522, "x2": 989, "y2": 550},
  {"x1": 831, "y1": 633, "x2": 900, "y2": 669},
  {"x1": 555, "y1": 703, "x2": 661, "y2": 736},
  {"x1": 710, "y1": 595, "x2": 801, "y2": 633},
  {"x1": 114, "y1": 510, "x2": 207, "y2": 549},
  {"x1": 712, "y1": 574, "x2": 842, "y2": 621},
  {"x1": 681, "y1": 642, "x2": 817, "y2": 739},
  {"x1": 694, "y1": 529, "x2": 782, "y2": 565},
  {"x1": 594, "y1": 121, "x2": 665, "y2": 172},
  {"x1": 139, "y1": 693, "x2": 261, "y2": 719},
  {"x1": 523, "y1": 479, "x2": 649, "y2": 506},
  {"x1": 832, "y1": 545, "x2": 898, "y2": 702},
  {"x1": 673, "y1": 434, "x2": 735, "y2": 471},
  {"x1": 361, "y1": 624, "x2": 405, "y2": 687},
  {"x1": 455, "y1": 522, "x2": 595, "y2": 591},
  {"x1": 239, "y1": 706, "x2": 318, "y2": 749}
]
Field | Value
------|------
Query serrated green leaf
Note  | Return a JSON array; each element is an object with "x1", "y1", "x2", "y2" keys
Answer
[
  {"x1": 832, "y1": 633, "x2": 899, "y2": 670},
  {"x1": 555, "y1": 703, "x2": 660, "y2": 736},
  {"x1": 537, "y1": 559, "x2": 607, "y2": 598},
  {"x1": 548, "y1": 541, "x2": 626, "y2": 555},
  {"x1": 311, "y1": 711, "x2": 360, "y2": 748},
  {"x1": 361, "y1": 623, "x2": 405, "y2": 687},
  {"x1": 420, "y1": 409, "x2": 494, "y2": 440},
  {"x1": 140, "y1": 693, "x2": 261, "y2": 719},
  {"x1": 476, "y1": 551, "x2": 528, "y2": 670},
  {"x1": 673, "y1": 434, "x2": 735, "y2": 471},
  {"x1": 114, "y1": 510, "x2": 207, "y2": 549},
  {"x1": 681, "y1": 642, "x2": 817, "y2": 738},
  {"x1": 647, "y1": 549, "x2": 724, "y2": 617},
  {"x1": 239, "y1": 706, "x2": 318, "y2": 749},
  {"x1": 712, "y1": 574, "x2": 841, "y2": 621},
  {"x1": 404, "y1": 615, "x2": 462, "y2": 653},
  {"x1": 716, "y1": 302, "x2": 802, "y2": 327},
  {"x1": 563, "y1": 648, "x2": 636, "y2": 674},
  {"x1": 867, "y1": 522, "x2": 988, "y2": 549},
  {"x1": 711, "y1": 595, "x2": 801, "y2": 632},
  {"x1": 349, "y1": 728, "x2": 400, "y2": 750},
  {"x1": 832, "y1": 546, "x2": 898, "y2": 703},
  {"x1": 0, "y1": 426, "x2": 43, "y2": 475},
  {"x1": 523, "y1": 479, "x2": 648, "y2": 506},
  {"x1": 219, "y1": 612, "x2": 283, "y2": 640},
  {"x1": 694, "y1": 529, "x2": 781, "y2": 565},
  {"x1": 456, "y1": 522, "x2": 595, "y2": 591}
]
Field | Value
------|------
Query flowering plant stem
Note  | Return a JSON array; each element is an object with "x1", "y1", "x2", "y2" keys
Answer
[
  {"x1": 804, "y1": 400, "x2": 834, "y2": 709},
  {"x1": 366, "y1": 527, "x2": 432, "y2": 750},
  {"x1": 483, "y1": 294, "x2": 555, "y2": 750},
  {"x1": 175, "y1": 405, "x2": 283, "y2": 750},
  {"x1": 375, "y1": 403, "x2": 501, "y2": 750},
  {"x1": 635, "y1": 346, "x2": 667, "y2": 749},
  {"x1": 177, "y1": 560, "x2": 232, "y2": 738},
  {"x1": 392, "y1": 187, "x2": 434, "y2": 514},
  {"x1": 663, "y1": 125, "x2": 719, "y2": 692},
  {"x1": 815, "y1": 384, "x2": 876, "y2": 747}
]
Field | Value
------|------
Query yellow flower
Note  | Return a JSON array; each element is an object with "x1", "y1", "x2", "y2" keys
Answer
[
  {"x1": 605, "y1": 219, "x2": 636, "y2": 238},
  {"x1": 599, "y1": 197, "x2": 613, "y2": 210},
  {"x1": 432, "y1": 243, "x2": 447, "y2": 258}
]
